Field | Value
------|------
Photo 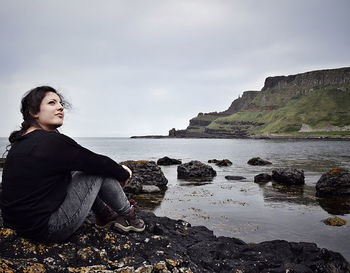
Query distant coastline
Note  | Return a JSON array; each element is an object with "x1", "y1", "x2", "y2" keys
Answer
[{"x1": 130, "y1": 134, "x2": 350, "y2": 140}]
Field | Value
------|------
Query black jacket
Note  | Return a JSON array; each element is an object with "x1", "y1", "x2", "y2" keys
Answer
[{"x1": 0, "y1": 130, "x2": 129, "y2": 241}]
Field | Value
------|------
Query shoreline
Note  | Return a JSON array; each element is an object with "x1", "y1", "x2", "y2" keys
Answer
[
  {"x1": 0, "y1": 210, "x2": 349, "y2": 272},
  {"x1": 130, "y1": 134, "x2": 350, "y2": 140}
]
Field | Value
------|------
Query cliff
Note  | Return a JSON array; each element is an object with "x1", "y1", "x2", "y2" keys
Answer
[
  {"x1": 170, "y1": 67, "x2": 350, "y2": 138},
  {"x1": 262, "y1": 67, "x2": 350, "y2": 91}
]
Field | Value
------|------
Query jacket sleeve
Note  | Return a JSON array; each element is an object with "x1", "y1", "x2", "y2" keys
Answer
[{"x1": 32, "y1": 132, "x2": 130, "y2": 182}]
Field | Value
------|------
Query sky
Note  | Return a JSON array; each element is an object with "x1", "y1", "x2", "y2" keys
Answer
[{"x1": 0, "y1": 0, "x2": 349, "y2": 137}]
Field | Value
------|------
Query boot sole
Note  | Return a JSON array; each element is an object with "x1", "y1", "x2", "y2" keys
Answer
[{"x1": 114, "y1": 222, "x2": 145, "y2": 232}]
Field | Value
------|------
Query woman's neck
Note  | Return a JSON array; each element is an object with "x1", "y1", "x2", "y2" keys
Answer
[
  {"x1": 25, "y1": 126, "x2": 42, "y2": 135},
  {"x1": 25, "y1": 125, "x2": 58, "y2": 135}
]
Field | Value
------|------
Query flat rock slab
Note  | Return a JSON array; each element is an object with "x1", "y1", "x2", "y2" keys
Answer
[
  {"x1": 0, "y1": 211, "x2": 349, "y2": 272},
  {"x1": 225, "y1": 175, "x2": 246, "y2": 180},
  {"x1": 316, "y1": 168, "x2": 350, "y2": 197},
  {"x1": 142, "y1": 185, "x2": 161, "y2": 193}
]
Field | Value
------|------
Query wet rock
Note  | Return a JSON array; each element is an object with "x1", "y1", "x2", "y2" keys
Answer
[
  {"x1": 323, "y1": 216, "x2": 347, "y2": 226},
  {"x1": 272, "y1": 168, "x2": 305, "y2": 185},
  {"x1": 177, "y1": 160, "x2": 217, "y2": 182},
  {"x1": 254, "y1": 173, "x2": 272, "y2": 183},
  {"x1": 247, "y1": 157, "x2": 272, "y2": 165},
  {"x1": 142, "y1": 185, "x2": 161, "y2": 193},
  {"x1": 208, "y1": 159, "x2": 232, "y2": 167},
  {"x1": 0, "y1": 210, "x2": 349, "y2": 272},
  {"x1": 225, "y1": 175, "x2": 246, "y2": 180},
  {"x1": 120, "y1": 160, "x2": 168, "y2": 194},
  {"x1": 208, "y1": 159, "x2": 220, "y2": 164},
  {"x1": 157, "y1": 156, "x2": 182, "y2": 165},
  {"x1": 316, "y1": 168, "x2": 350, "y2": 197}
]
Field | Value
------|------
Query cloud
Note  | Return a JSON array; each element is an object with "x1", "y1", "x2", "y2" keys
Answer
[{"x1": 0, "y1": 0, "x2": 349, "y2": 137}]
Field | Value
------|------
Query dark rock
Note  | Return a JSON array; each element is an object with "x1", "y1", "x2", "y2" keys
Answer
[
  {"x1": 316, "y1": 168, "x2": 350, "y2": 197},
  {"x1": 157, "y1": 156, "x2": 182, "y2": 165},
  {"x1": 168, "y1": 128, "x2": 177, "y2": 137},
  {"x1": 177, "y1": 160, "x2": 217, "y2": 182},
  {"x1": 120, "y1": 160, "x2": 168, "y2": 194},
  {"x1": 208, "y1": 159, "x2": 219, "y2": 164},
  {"x1": 272, "y1": 168, "x2": 305, "y2": 185},
  {"x1": 254, "y1": 173, "x2": 272, "y2": 183},
  {"x1": 225, "y1": 176, "x2": 246, "y2": 180},
  {"x1": 0, "y1": 158, "x2": 5, "y2": 168},
  {"x1": 1, "y1": 210, "x2": 349, "y2": 272},
  {"x1": 247, "y1": 157, "x2": 272, "y2": 166},
  {"x1": 208, "y1": 159, "x2": 233, "y2": 167}
]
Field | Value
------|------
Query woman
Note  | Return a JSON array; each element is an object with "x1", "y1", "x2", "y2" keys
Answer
[{"x1": 0, "y1": 86, "x2": 144, "y2": 243}]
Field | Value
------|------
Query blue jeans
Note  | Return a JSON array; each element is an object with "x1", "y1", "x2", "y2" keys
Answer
[{"x1": 47, "y1": 172, "x2": 130, "y2": 242}]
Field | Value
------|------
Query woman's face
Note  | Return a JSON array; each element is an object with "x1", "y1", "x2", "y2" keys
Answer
[{"x1": 33, "y1": 92, "x2": 64, "y2": 131}]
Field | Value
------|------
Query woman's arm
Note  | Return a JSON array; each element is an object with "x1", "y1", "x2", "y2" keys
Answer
[{"x1": 33, "y1": 131, "x2": 131, "y2": 183}]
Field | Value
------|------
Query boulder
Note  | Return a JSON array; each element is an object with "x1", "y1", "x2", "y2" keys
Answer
[
  {"x1": 316, "y1": 168, "x2": 350, "y2": 197},
  {"x1": 120, "y1": 160, "x2": 168, "y2": 194},
  {"x1": 177, "y1": 160, "x2": 217, "y2": 181},
  {"x1": 0, "y1": 210, "x2": 349, "y2": 272},
  {"x1": 157, "y1": 156, "x2": 182, "y2": 165},
  {"x1": 254, "y1": 173, "x2": 272, "y2": 183},
  {"x1": 209, "y1": 159, "x2": 233, "y2": 167},
  {"x1": 247, "y1": 157, "x2": 272, "y2": 165},
  {"x1": 272, "y1": 168, "x2": 305, "y2": 185},
  {"x1": 225, "y1": 175, "x2": 246, "y2": 180},
  {"x1": 323, "y1": 216, "x2": 347, "y2": 226}
]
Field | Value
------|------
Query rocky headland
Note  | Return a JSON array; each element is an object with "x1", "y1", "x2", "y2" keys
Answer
[{"x1": 148, "y1": 67, "x2": 350, "y2": 139}]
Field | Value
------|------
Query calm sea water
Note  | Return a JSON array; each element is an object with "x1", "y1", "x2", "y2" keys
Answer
[{"x1": 1, "y1": 137, "x2": 350, "y2": 261}]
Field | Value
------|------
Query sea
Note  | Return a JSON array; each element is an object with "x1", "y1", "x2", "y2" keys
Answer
[{"x1": 1, "y1": 137, "x2": 350, "y2": 261}]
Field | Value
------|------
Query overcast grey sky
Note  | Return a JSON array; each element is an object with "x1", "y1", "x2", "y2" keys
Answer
[{"x1": 0, "y1": 0, "x2": 349, "y2": 137}]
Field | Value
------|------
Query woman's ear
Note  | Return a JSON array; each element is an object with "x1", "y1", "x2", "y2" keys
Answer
[{"x1": 29, "y1": 111, "x2": 39, "y2": 118}]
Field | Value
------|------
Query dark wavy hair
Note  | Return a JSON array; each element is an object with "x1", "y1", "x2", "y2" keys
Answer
[{"x1": 8, "y1": 86, "x2": 70, "y2": 144}]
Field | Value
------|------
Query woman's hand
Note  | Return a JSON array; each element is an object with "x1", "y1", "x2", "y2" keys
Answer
[{"x1": 120, "y1": 165, "x2": 132, "y2": 187}]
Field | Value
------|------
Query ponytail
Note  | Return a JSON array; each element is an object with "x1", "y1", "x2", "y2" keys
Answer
[{"x1": 8, "y1": 120, "x2": 34, "y2": 144}]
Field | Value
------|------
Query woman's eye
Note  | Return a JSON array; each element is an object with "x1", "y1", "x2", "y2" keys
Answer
[{"x1": 48, "y1": 101, "x2": 55, "y2": 105}]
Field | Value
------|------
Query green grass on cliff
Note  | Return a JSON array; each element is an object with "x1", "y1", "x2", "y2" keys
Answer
[{"x1": 207, "y1": 86, "x2": 350, "y2": 135}]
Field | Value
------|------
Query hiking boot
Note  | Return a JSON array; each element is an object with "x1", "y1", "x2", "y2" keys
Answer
[
  {"x1": 113, "y1": 205, "x2": 145, "y2": 232},
  {"x1": 95, "y1": 205, "x2": 119, "y2": 228}
]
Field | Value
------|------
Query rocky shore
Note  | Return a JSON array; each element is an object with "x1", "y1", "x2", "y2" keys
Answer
[
  {"x1": 1, "y1": 160, "x2": 350, "y2": 272},
  {"x1": 0, "y1": 210, "x2": 349, "y2": 272}
]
